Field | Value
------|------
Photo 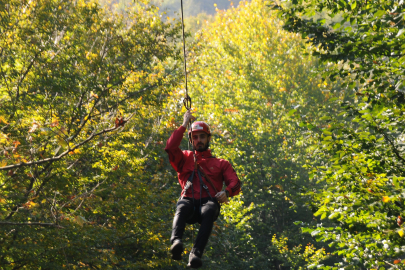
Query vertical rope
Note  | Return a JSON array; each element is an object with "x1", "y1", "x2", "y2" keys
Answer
[
  {"x1": 180, "y1": 0, "x2": 187, "y2": 94},
  {"x1": 180, "y1": 0, "x2": 195, "y2": 246},
  {"x1": 181, "y1": 0, "x2": 192, "y2": 110},
  {"x1": 177, "y1": 0, "x2": 198, "y2": 248}
]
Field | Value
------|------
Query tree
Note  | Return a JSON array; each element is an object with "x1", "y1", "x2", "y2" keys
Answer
[
  {"x1": 276, "y1": 0, "x2": 405, "y2": 269},
  {"x1": 0, "y1": 0, "x2": 183, "y2": 268}
]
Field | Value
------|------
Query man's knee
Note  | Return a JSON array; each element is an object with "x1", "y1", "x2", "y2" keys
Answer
[
  {"x1": 201, "y1": 200, "x2": 219, "y2": 218},
  {"x1": 176, "y1": 199, "x2": 193, "y2": 215}
]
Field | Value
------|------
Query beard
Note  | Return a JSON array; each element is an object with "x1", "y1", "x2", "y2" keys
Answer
[{"x1": 194, "y1": 142, "x2": 210, "y2": 152}]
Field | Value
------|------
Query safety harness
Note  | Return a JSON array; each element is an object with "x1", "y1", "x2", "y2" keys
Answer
[
  {"x1": 178, "y1": 157, "x2": 220, "y2": 223},
  {"x1": 179, "y1": 164, "x2": 216, "y2": 201}
]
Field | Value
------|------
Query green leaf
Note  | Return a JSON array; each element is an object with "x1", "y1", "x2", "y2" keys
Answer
[
  {"x1": 307, "y1": 123, "x2": 315, "y2": 130},
  {"x1": 328, "y1": 212, "x2": 340, "y2": 220},
  {"x1": 374, "y1": 10, "x2": 385, "y2": 18},
  {"x1": 287, "y1": 109, "x2": 297, "y2": 116},
  {"x1": 333, "y1": 22, "x2": 341, "y2": 30}
]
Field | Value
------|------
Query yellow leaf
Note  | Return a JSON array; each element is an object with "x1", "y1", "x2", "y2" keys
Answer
[
  {"x1": 90, "y1": 91, "x2": 99, "y2": 99},
  {"x1": 0, "y1": 134, "x2": 7, "y2": 144},
  {"x1": 382, "y1": 196, "x2": 390, "y2": 203},
  {"x1": 0, "y1": 116, "x2": 8, "y2": 124},
  {"x1": 398, "y1": 229, "x2": 404, "y2": 237}
]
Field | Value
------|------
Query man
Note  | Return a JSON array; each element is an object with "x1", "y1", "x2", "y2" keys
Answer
[{"x1": 165, "y1": 110, "x2": 241, "y2": 269}]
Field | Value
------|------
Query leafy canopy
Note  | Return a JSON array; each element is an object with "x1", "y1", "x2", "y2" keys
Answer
[
  {"x1": 0, "y1": 0, "x2": 182, "y2": 268},
  {"x1": 276, "y1": 0, "x2": 405, "y2": 269}
]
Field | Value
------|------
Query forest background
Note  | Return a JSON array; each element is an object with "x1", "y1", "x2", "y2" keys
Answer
[{"x1": 1, "y1": 0, "x2": 405, "y2": 269}]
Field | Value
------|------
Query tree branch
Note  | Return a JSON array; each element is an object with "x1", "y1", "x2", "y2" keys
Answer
[
  {"x1": 16, "y1": 52, "x2": 39, "y2": 101},
  {"x1": 0, "y1": 222, "x2": 63, "y2": 228},
  {"x1": 0, "y1": 116, "x2": 133, "y2": 171}
]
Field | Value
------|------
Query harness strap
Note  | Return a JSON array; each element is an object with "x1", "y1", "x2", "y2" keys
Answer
[
  {"x1": 197, "y1": 170, "x2": 213, "y2": 199},
  {"x1": 179, "y1": 170, "x2": 195, "y2": 201},
  {"x1": 179, "y1": 167, "x2": 215, "y2": 201}
]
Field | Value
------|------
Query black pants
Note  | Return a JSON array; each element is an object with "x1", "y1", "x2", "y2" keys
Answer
[{"x1": 171, "y1": 197, "x2": 220, "y2": 255}]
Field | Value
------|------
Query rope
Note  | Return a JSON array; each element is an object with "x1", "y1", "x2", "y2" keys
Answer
[
  {"x1": 181, "y1": 0, "x2": 192, "y2": 110},
  {"x1": 179, "y1": 0, "x2": 195, "y2": 154},
  {"x1": 180, "y1": 0, "x2": 195, "y2": 246}
]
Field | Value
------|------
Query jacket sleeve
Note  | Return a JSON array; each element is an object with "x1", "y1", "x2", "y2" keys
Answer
[
  {"x1": 222, "y1": 161, "x2": 241, "y2": 197},
  {"x1": 164, "y1": 126, "x2": 187, "y2": 172}
]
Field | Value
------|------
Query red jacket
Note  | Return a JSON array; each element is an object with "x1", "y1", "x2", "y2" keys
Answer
[{"x1": 165, "y1": 126, "x2": 241, "y2": 200}]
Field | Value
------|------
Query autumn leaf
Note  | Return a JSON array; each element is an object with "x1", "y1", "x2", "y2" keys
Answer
[
  {"x1": 0, "y1": 160, "x2": 7, "y2": 167},
  {"x1": 28, "y1": 122, "x2": 40, "y2": 133},
  {"x1": 0, "y1": 133, "x2": 7, "y2": 144},
  {"x1": 382, "y1": 196, "x2": 390, "y2": 203},
  {"x1": 398, "y1": 216, "x2": 404, "y2": 226},
  {"x1": 50, "y1": 120, "x2": 59, "y2": 127},
  {"x1": 90, "y1": 91, "x2": 99, "y2": 99},
  {"x1": 0, "y1": 115, "x2": 8, "y2": 124},
  {"x1": 114, "y1": 117, "x2": 127, "y2": 128}
]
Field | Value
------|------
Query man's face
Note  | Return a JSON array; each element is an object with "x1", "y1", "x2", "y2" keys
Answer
[{"x1": 191, "y1": 131, "x2": 211, "y2": 152}]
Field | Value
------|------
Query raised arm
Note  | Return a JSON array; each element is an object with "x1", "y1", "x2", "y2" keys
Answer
[{"x1": 164, "y1": 110, "x2": 195, "y2": 172}]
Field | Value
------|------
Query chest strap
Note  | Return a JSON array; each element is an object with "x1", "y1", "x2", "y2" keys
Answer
[
  {"x1": 179, "y1": 169, "x2": 195, "y2": 201},
  {"x1": 179, "y1": 167, "x2": 215, "y2": 201},
  {"x1": 197, "y1": 169, "x2": 213, "y2": 199}
]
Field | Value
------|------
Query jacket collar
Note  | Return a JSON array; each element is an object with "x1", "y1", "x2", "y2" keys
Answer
[{"x1": 195, "y1": 149, "x2": 212, "y2": 159}]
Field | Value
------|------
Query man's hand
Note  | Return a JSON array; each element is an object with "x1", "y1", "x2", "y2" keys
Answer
[
  {"x1": 182, "y1": 110, "x2": 196, "y2": 128},
  {"x1": 215, "y1": 191, "x2": 229, "y2": 204}
]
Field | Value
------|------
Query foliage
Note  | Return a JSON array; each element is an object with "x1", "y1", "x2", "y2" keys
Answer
[
  {"x1": 152, "y1": 0, "x2": 244, "y2": 17},
  {"x1": 0, "y1": 0, "x2": 183, "y2": 268},
  {"x1": 183, "y1": 12, "x2": 215, "y2": 36},
  {"x1": 271, "y1": 234, "x2": 328, "y2": 269},
  {"x1": 276, "y1": 0, "x2": 405, "y2": 269},
  {"x1": 99, "y1": 0, "x2": 244, "y2": 16}
]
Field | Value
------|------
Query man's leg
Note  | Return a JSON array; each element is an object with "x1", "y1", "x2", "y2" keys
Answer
[
  {"x1": 170, "y1": 198, "x2": 194, "y2": 260},
  {"x1": 188, "y1": 198, "x2": 219, "y2": 268}
]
